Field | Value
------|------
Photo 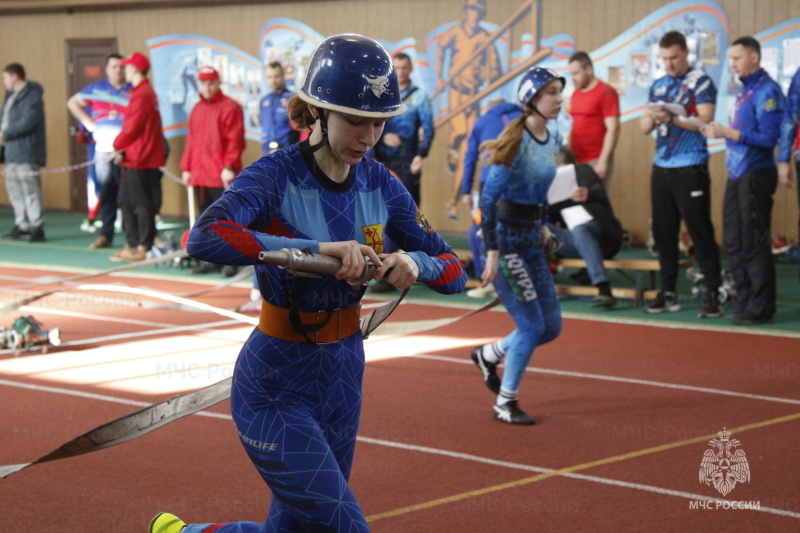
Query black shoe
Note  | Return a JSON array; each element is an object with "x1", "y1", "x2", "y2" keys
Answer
[
  {"x1": 569, "y1": 268, "x2": 592, "y2": 285},
  {"x1": 493, "y1": 401, "x2": 536, "y2": 425},
  {"x1": 27, "y1": 226, "x2": 46, "y2": 242},
  {"x1": 221, "y1": 265, "x2": 239, "y2": 278},
  {"x1": 724, "y1": 307, "x2": 745, "y2": 320},
  {"x1": 731, "y1": 311, "x2": 772, "y2": 325},
  {"x1": 590, "y1": 294, "x2": 616, "y2": 309},
  {"x1": 2, "y1": 225, "x2": 30, "y2": 240},
  {"x1": 698, "y1": 289, "x2": 723, "y2": 318},
  {"x1": 471, "y1": 346, "x2": 500, "y2": 394},
  {"x1": 645, "y1": 291, "x2": 680, "y2": 313},
  {"x1": 368, "y1": 279, "x2": 397, "y2": 293}
]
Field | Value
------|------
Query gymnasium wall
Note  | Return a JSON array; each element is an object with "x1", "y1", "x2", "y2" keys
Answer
[{"x1": 0, "y1": 0, "x2": 798, "y2": 243}]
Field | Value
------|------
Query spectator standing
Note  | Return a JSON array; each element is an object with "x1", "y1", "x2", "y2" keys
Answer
[
  {"x1": 1, "y1": 63, "x2": 46, "y2": 242},
  {"x1": 259, "y1": 61, "x2": 298, "y2": 155},
  {"x1": 180, "y1": 66, "x2": 245, "y2": 276},
  {"x1": 639, "y1": 31, "x2": 723, "y2": 318},
  {"x1": 470, "y1": 67, "x2": 564, "y2": 425},
  {"x1": 109, "y1": 51, "x2": 165, "y2": 262},
  {"x1": 374, "y1": 52, "x2": 435, "y2": 206},
  {"x1": 702, "y1": 36, "x2": 785, "y2": 325},
  {"x1": 67, "y1": 53, "x2": 130, "y2": 249},
  {"x1": 546, "y1": 147, "x2": 623, "y2": 308},
  {"x1": 778, "y1": 66, "x2": 800, "y2": 237},
  {"x1": 459, "y1": 97, "x2": 521, "y2": 296},
  {"x1": 370, "y1": 51, "x2": 435, "y2": 292},
  {"x1": 567, "y1": 51, "x2": 620, "y2": 186}
]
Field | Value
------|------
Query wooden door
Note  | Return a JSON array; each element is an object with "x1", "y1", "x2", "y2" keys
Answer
[{"x1": 64, "y1": 38, "x2": 117, "y2": 213}]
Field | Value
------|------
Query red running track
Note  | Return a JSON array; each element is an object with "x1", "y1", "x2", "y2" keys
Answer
[{"x1": 0, "y1": 265, "x2": 798, "y2": 532}]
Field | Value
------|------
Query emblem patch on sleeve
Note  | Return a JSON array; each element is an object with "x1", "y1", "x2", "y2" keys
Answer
[
  {"x1": 362, "y1": 224, "x2": 385, "y2": 254},
  {"x1": 764, "y1": 98, "x2": 776, "y2": 112},
  {"x1": 416, "y1": 209, "x2": 435, "y2": 233}
]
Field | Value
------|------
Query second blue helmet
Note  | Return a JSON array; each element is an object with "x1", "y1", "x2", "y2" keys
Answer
[
  {"x1": 298, "y1": 33, "x2": 407, "y2": 118},
  {"x1": 517, "y1": 67, "x2": 565, "y2": 108}
]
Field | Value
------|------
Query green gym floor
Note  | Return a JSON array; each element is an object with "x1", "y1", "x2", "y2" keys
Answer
[{"x1": 1, "y1": 207, "x2": 799, "y2": 335}]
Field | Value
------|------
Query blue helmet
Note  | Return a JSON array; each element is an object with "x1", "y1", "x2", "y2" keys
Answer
[
  {"x1": 517, "y1": 67, "x2": 565, "y2": 108},
  {"x1": 298, "y1": 34, "x2": 407, "y2": 118}
]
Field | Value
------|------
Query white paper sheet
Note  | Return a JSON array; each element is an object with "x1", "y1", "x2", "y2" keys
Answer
[
  {"x1": 649, "y1": 100, "x2": 687, "y2": 117},
  {"x1": 560, "y1": 205, "x2": 594, "y2": 230},
  {"x1": 676, "y1": 115, "x2": 708, "y2": 129},
  {"x1": 547, "y1": 164, "x2": 578, "y2": 205}
]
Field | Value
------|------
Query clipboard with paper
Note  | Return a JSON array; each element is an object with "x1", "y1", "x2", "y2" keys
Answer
[
  {"x1": 547, "y1": 164, "x2": 594, "y2": 230},
  {"x1": 547, "y1": 164, "x2": 579, "y2": 205},
  {"x1": 648, "y1": 100, "x2": 687, "y2": 116}
]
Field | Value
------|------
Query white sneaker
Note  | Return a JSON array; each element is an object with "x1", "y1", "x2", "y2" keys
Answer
[
  {"x1": 466, "y1": 283, "x2": 497, "y2": 299},
  {"x1": 80, "y1": 218, "x2": 98, "y2": 233}
]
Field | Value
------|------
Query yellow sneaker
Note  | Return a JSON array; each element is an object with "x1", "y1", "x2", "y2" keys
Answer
[{"x1": 149, "y1": 512, "x2": 186, "y2": 533}]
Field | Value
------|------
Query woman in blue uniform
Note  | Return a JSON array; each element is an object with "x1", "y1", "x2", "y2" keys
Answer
[
  {"x1": 150, "y1": 34, "x2": 465, "y2": 533},
  {"x1": 469, "y1": 67, "x2": 564, "y2": 425}
]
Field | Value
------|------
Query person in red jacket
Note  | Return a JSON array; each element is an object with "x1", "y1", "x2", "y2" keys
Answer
[
  {"x1": 180, "y1": 65, "x2": 245, "y2": 275},
  {"x1": 109, "y1": 51, "x2": 166, "y2": 262}
]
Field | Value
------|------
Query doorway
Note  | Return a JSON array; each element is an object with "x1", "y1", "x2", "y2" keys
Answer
[{"x1": 64, "y1": 38, "x2": 118, "y2": 214}]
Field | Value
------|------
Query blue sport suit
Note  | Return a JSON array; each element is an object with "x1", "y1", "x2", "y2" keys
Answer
[
  {"x1": 726, "y1": 68, "x2": 785, "y2": 180},
  {"x1": 479, "y1": 128, "x2": 562, "y2": 393},
  {"x1": 373, "y1": 83, "x2": 435, "y2": 205},
  {"x1": 259, "y1": 88, "x2": 298, "y2": 155},
  {"x1": 184, "y1": 142, "x2": 466, "y2": 533},
  {"x1": 649, "y1": 68, "x2": 716, "y2": 168},
  {"x1": 460, "y1": 101, "x2": 522, "y2": 278},
  {"x1": 778, "y1": 67, "x2": 800, "y2": 166}
]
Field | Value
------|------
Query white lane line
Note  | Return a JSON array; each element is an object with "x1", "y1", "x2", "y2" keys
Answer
[
  {"x1": 405, "y1": 353, "x2": 800, "y2": 405},
  {"x1": 560, "y1": 311, "x2": 800, "y2": 339},
  {"x1": 0, "y1": 378, "x2": 230, "y2": 420},
  {"x1": 2, "y1": 378, "x2": 796, "y2": 519},
  {"x1": 357, "y1": 436, "x2": 800, "y2": 519},
  {"x1": 0, "y1": 314, "x2": 243, "y2": 356}
]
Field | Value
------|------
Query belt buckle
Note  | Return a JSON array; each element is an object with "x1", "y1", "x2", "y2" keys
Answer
[{"x1": 313, "y1": 307, "x2": 341, "y2": 345}]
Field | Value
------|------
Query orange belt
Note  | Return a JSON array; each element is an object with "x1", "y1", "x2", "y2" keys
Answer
[{"x1": 258, "y1": 300, "x2": 362, "y2": 344}]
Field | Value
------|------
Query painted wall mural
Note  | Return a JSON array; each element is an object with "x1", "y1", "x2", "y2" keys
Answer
[{"x1": 146, "y1": 0, "x2": 800, "y2": 163}]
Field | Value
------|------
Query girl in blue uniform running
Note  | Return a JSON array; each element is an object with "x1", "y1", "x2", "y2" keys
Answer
[
  {"x1": 469, "y1": 67, "x2": 565, "y2": 425},
  {"x1": 149, "y1": 34, "x2": 465, "y2": 533}
]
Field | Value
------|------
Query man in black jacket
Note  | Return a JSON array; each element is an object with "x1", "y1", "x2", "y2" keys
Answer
[
  {"x1": 1, "y1": 63, "x2": 47, "y2": 242},
  {"x1": 546, "y1": 147, "x2": 623, "y2": 308}
]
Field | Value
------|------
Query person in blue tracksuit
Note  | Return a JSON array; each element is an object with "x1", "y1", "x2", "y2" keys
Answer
[
  {"x1": 640, "y1": 30, "x2": 722, "y2": 318},
  {"x1": 459, "y1": 98, "x2": 522, "y2": 285},
  {"x1": 149, "y1": 34, "x2": 466, "y2": 533},
  {"x1": 778, "y1": 66, "x2": 800, "y2": 240},
  {"x1": 372, "y1": 52, "x2": 435, "y2": 206},
  {"x1": 469, "y1": 67, "x2": 564, "y2": 425},
  {"x1": 368, "y1": 52, "x2": 436, "y2": 292},
  {"x1": 703, "y1": 36, "x2": 785, "y2": 325},
  {"x1": 259, "y1": 61, "x2": 299, "y2": 155}
]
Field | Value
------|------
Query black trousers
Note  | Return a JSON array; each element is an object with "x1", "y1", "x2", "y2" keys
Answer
[
  {"x1": 722, "y1": 168, "x2": 778, "y2": 318},
  {"x1": 118, "y1": 167, "x2": 161, "y2": 249},
  {"x1": 194, "y1": 185, "x2": 225, "y2": 215},
  {"x1": 380, "y1": 154, "x2": 420, "y2": 254},
  {"x1": 382, "y1": 154, "x2": 420, "y2": 205},
  {"x1": 651, "y1": 163, "x2": 721, "y2": 293},
  {"x1": 98, "y1": 162, "x2": 121, "y2": 241}
]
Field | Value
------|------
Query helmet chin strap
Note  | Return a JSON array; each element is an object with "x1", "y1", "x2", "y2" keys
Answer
[
  {"x1": 528, "y1": 103, "x2": 548, "y2": 120},
  {"x1": 298, "y1": 107, "x2": 329, "y2": 154}
]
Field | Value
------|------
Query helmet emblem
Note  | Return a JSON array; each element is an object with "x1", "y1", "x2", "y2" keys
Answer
[{"x1": 362, "y1": 74, "x2": 390, "y2": 98}]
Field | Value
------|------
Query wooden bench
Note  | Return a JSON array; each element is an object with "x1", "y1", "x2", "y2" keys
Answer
[
  {"x1": 554, "y1": 257, "x2": 692, "y2": 306},
  {"x1": 453, "y1": 248, "x2": 692, "y2": 307}
]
